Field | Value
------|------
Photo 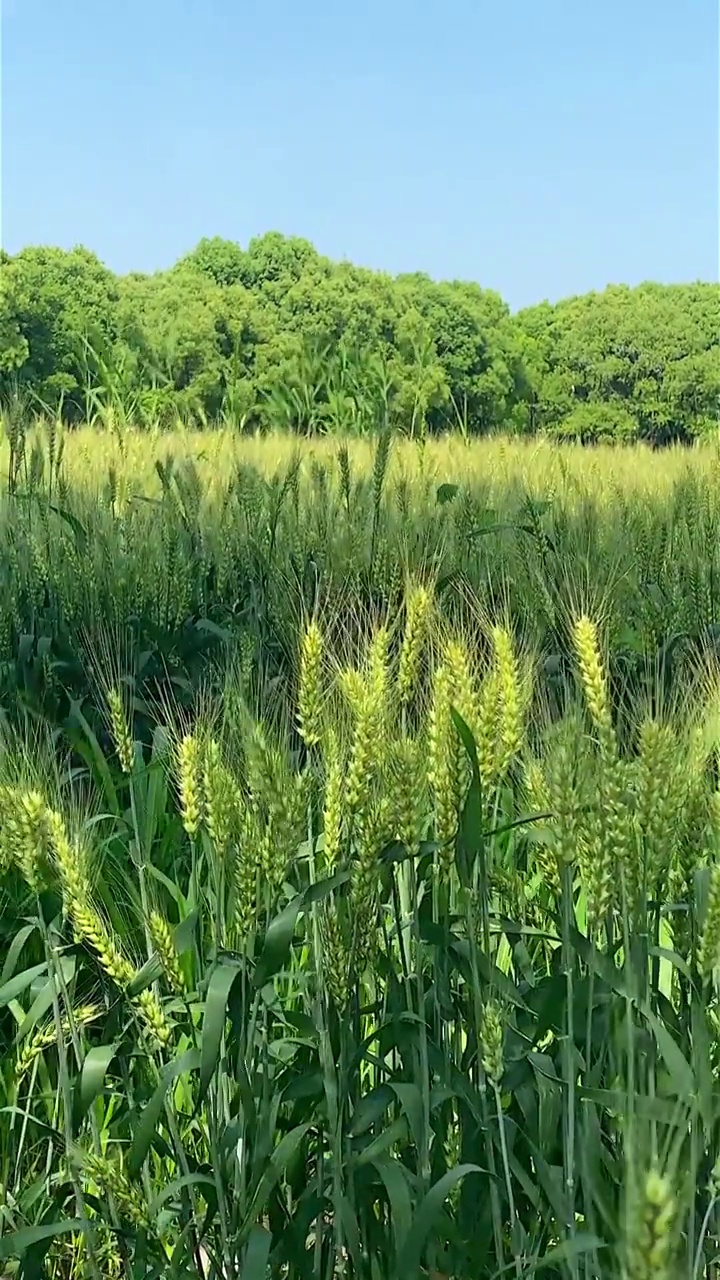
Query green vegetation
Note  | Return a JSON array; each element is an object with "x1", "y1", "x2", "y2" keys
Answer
[
  {"x1": 1, "y1": 235, "x2": 718, "y2": 441},
  {"x1": 2, "y1": 429, "x2": 720, "y2": 1276},
  {"x1": 1, "y1": 425, "x2": 720, "y2": 732}
]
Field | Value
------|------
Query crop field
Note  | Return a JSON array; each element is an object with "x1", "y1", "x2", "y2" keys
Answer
[{"x1": 3, "y1": 422, "x2": 720, "y2": 1278}]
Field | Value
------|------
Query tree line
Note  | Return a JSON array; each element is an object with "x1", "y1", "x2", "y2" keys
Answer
[{"x1": 1, "y1": 233, "x2": 718, "y2": 441}]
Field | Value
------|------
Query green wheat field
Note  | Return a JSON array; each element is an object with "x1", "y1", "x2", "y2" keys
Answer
[{"x1": 4, "y1": 418, "x2": 720, "y2": 1279}]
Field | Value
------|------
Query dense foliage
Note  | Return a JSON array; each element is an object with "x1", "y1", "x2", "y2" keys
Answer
[
  {"x1": 3, "y1": 432, "x2": 720, "y2": 1276},
  {"x1": 1, "y1": 426, "x2": 720, "y2": 738},
  {"x1": 1, "y1": 237, "x2": 718, "y2": 441},
  {"x1": 4, "y1": 602, "x2": 720, "y2": 1279}
]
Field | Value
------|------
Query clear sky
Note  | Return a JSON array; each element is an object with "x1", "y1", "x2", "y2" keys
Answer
[{"x1": 1, "y1": 0, "x2": 718, "y2": 309}]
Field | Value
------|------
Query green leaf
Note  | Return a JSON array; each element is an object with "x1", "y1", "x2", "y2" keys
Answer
[
  {"x1": 0, "y1": 1219, "x2": 85, "y2": 1262},
  {"x1": 15, "y1": 958, "x2": 76, "y2": 1044},
  {"x1": 450, "y1": 941, "x2": 528, "y2": 1011},
  {"x1": 195, "y1": 617, "x2": 232, "y2": 642},
  {"x1": 389, "y1": 1083, "x2": 425, "y2": 1157},
  {"x1": 145, "y1": 863, "x2": 190, "y2": 914},
  {"x1": 78, "y1": 1042, "x2": 120, "y2": 1121},
  {"x1": 173, "y1": 909, "x2": 199, "y2": 956},
  {"x1": 15, "y1": 983, "x2": 59, "y2": 1044},
  {"x1": 644, "y1": 1006, "x2": 694, "y2": 1098},
  {"x1": 353, "y1": 1117, "x2": 409, "y2": 1167},
  {"x1": 692, "y1": 998, "x2": 715, "y2": 1133},
  {"x1": 396, "y1": 1165, "x2": 482, "y2": 1277},
  {"x1": 127, "y1": 953, "x2": 164, "y2": 997},
  {"x1": 484, "y1": 810, "x2": 554, "y2": 840},
  {"x1": 570, "y1": 927, "x2": 630, "y2": 997},
  {"x1": 338, "y1": 1194, "x2": 363, "y2": 1274},
  {"x1": 350, "y1": 1084, "x2": 395, "y2": 1135},
  {"x1": 519, "y1": 1234, "x2": 607, "y2": 1277},
  {"x1": 647, "y1": 945, "x2": 694, "y2": 983},
  {"x1": 577, "y1": 1087, "x2": 678, "y2": 1125},
  {"x1": 2, "y1": 924, "x2": 37, "y2": 985},
  {"x1": 253, "y1": 895, "x2": 302, "y2": 987},
  {"x1": 302, "y1": 867, "x2": 351, "y2": 906},
  {"x1": 199, "y1": 960, "x2": 242, "y2": 1105},
  {"x1": 373, "y1": 1156, "x2": 413, "y2": 1261},
  {"x1": 282, "y1": 1009, "x2": 319, "y2": 1040},
  {"x1": 67, "y1": 699, "x2": 119, "y2": 815},
  {"x1": 46, "y1": 502, "x2": 89, "y2": 551},
  {"x1": 148, "y1": 1174, "x2": 216, "y2": 1215},
  {"x1": 239, "y1": 1124, "x2": 312, "y2": 1238},
  {"x1": 0, "y1": 1108, "x2": 63, "y2": 1144},
  {"x1": 128, "y1": 1048, "x2": 200, "y2": 1178},
  {"x1": 242, "y1": 1226, "x2": 272, "y2": 1280},
  {"x1": 0, "y1": 962, "x2": 47, "y2": 1008},
  {"x1": 466, "y1": 520, "x2": 516, "y2": 540}
]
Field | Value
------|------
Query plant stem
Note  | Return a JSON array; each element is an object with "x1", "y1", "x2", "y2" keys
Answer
[{"x1": 561, "y1": 861, "x2": 578, "y2": 1276}]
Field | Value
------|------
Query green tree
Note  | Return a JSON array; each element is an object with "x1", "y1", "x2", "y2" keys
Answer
[
  {"x1": 180, "y1": 237, "x2": 249, "y2": 287},
  {"x1": 555, "y1": 401, "x2": 639, "y2": 443},
  {"x1": 389, "y1": 307, "x2": 450, "y2": 438},
  {"x1": 516, "y1": 282, "x2": 720, "y2": 443},
  {"x1": 1, "y1": 246, "x2": 119, "y2": 414},
  {"x1": 116, "y1": 267, "x2": 265, "y2": 423},
  {"x1": 3, "y1": 230, "x2": 718, "y2": 442},
  {"x1": 396, "y1": 276, "x2": 521, "y2": 433},
  {"x1": 242, "y1": 231, "x2": 328, "y2": 296},
  {"x1": 662, "y1": 349, "x2": 720, "y2": 438},
  {"x1": 0, "y1": 252, "x2": 29, "y2": 377}
]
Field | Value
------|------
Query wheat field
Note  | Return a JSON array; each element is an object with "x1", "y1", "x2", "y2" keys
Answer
[
  {"x1": 2, "y1": 424, "x2": 720, "y2": 1278},
  {"x1": 35, "y1": 422, "x2": 720, "y2": 496}
]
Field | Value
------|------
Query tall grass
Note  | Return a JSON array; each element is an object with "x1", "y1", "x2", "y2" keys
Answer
[
  {"x1": 15, "y1": 421, "x2": 720, "y2": 497},
  {"x1": 2, "y1": 599, "x2": 720, "y2": 1277},
  {"x1": 2, "y1": 423, "x2": 720, "y2": 1275},
  {"x1": 2, "y1": 421, "x2": 720, "y2": 741}
]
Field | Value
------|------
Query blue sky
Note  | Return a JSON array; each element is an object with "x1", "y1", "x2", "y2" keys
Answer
[{"x1": 2, "y1": 0, "x2": 718, "y2": 309}]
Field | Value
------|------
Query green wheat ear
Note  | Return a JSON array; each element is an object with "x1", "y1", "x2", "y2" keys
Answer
[
  {"x1": 624, "y1": 1167, "x2": 676, "y2": 1280},
  {"x1": 13, "y1": 788, "x2": 50, "y2": 893},
  {"x1": 398, "y1": 580, "x2": 432, "y2": 707},
  {"x1": 491, "y1": 625, "x2": 524, "y2": 777},
  {"x1": 698, "y1": 861, "x2": 720, "y2": 980},
  {"x1": 297, "y1": 618, "x2": 324, "y2": 747},
  {"x1": 321, "y1": 728, "x2": 345, "y2": 872},
  {"x1": 427, "y1": 662, "x2": 460, "y2": 852},
  {"x1": 480, "y1": 1000, "x2": 505, "y2": 1087},
  {"x1": 573, "y1": 613, "x2": 614, "y2": 750},
  {"x1": 203, "y1": 737, "x2": 236, "y2": 853},
  {"x1": 80, "y1": 1152, "x2": 152, "y2": 1231},
  {"x1": 176, "y1": 733, "x2": 203, "y2": 835},
  {"x1": 148, "y1": 909, "x2": 186, "y2": 995},
  {"x1": 135, "y1": 987, "x2": 171, "y2": 1047},
  {"x1": 16, "y1": 1004, "x2": 101, "y2": 1079},
  {"x1": 107, "y1": 685, "x2": 134, "y2": 774},
  {"x1": 48, "y1": 809, "x2": 124, "y2": 960},
  {"x1": 388, "y1": 735, "x2": 426, "y2": 860},
  {"x1": 345, "y1": 676, "x2": 380, "y2": 821},
  {"x1": 319, "y1": 902, "x2": 350, "y2": 1012}
]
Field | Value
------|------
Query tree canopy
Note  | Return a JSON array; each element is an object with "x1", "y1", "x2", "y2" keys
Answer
[{"x1": 1, "y1": 234, "x2": 717, "y2": 441}]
